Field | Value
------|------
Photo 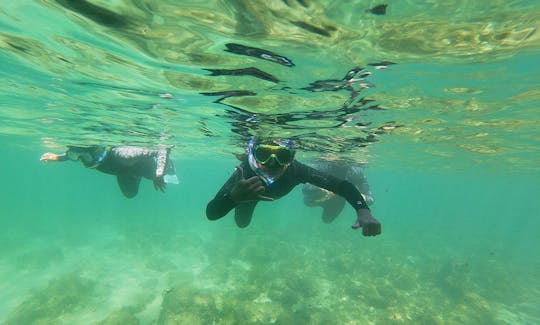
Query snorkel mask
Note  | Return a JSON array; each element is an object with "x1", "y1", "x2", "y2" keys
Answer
[
  {"x1": 248, "y1": 137, "x2": 295, "y2": 185},
  {"x1": 67, "y1": 145, "x2": 108, "y2": 168}
]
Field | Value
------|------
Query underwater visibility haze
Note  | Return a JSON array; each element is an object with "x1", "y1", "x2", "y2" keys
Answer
[{"x1": 1, "y1": 1, "x2": 539, "y2": 324}]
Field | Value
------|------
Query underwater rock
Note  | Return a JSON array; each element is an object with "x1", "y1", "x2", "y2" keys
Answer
[
  {"x1": 435, "y1": 260, "x2": 472, "y2": 301},
  {"x1": 414, "y1": 313, "x2": 444, "y2": 325},
  {"x1": 98, "y1": 309, "x2": 140, "y2": 325},
  {"x1": 275, "y1": 305, "x2": 312, "y2": 324},
  {"x1": 5, "y1": 273, "x2": 95, "y2": 325},
  {"x1": 362, "y1": 285, "x2": 390, "y2": 309},
  {"x1": 157, "y1": 286, "x2": 218, "y2": 324},
  {"x1": 392, "y1": 272, "x2": 418, "y2": 292}
]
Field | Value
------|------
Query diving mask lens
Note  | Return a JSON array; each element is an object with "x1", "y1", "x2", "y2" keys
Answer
[
  {"x1": 254, "y1": 145, "x2": 293, "y2": 165},
  {"x1": 274, "y1": 148, "x2": 293, "y2": 165}
]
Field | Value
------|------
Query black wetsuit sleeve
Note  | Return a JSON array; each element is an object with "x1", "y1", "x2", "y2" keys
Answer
[
  {"x1": 206, "y1": 169, "x2": 240, "y2": 220},
  {"x1": 295, "y1": 161, "x2": 369, "y2": 210}
]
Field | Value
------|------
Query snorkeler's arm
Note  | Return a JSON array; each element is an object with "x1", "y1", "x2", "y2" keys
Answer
[
  {"x1": 297, "y1": 162, "x2": 366, "y2": 207},
  {"x1": 151, "y1": 146, "x2": 171, "y2": 193},
  {"x1": 206, "y1": 170, "x2": 240, "y2": 220},
  {"x1": 349, "y1": 166, "x2": 370, "y2": 193},
  {"x1": 40, "y1": 152, "x2": 68, "y2": 162},
  {"x1": 206, "y1": 165, "x2": 272, "y2": 220},
  {"x1": 349, "y1": 166, "x2": 374, "y2": 206},
  {"x1": 297, "y1": 162, "x2": 381, "y2": 236},
  {"x1": 155, "y1": 145, "x2": 173, "y2": 177},
  {"x1": 339, "y1": 181, "x2": 381, "y2": 236}
]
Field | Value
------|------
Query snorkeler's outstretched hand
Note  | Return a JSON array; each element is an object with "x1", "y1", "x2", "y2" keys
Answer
[
  {"x1": 229, "y1": 166, "x2": 273, "y2": 203},
  {"x1": 40, "y1": 152, "x2": 59, "y2": 161},
  {"x1": 352, "y1": 208, "x2": 381, "y2": 236},
  {"x1": 153, "y1": 176, "x2": 167, "y2": 193}
]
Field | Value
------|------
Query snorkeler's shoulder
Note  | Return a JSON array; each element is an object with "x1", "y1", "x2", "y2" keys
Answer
[
  {"x1": 289, "y1": 159, "x2": 311, "y2": 176},
  {"x1": 291, "y1": 159, "x2": 310, "y2": 169}
]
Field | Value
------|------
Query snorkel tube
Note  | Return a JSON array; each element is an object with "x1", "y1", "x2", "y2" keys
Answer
[{"x1": 248, "y1": 138, "x2": 273, "y2": 185}]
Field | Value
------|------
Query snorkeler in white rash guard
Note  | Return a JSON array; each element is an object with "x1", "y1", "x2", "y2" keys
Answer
[{"x1": 40, "y1": 145, "x2": 177, "y2": 198}]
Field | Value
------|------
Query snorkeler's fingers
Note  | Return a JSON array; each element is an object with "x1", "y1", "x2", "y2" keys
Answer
[
  {"x1": 40, "y1": 152, "x2": 55, "y2": 161},
  {"x1": 245, "y1": 176, "x2": 263, "y2": 186},
  {"x1": 247, "y1": 182, "x2": 262, "y2": 192},
  {"x1": 251, "y1": 184, "x2": 266, "y2": 193},
  {"x1": 366, "y1": 222, "x2": 381, "y2": 236},
  {"x1": 153, "y1": 178, "x2": 166, "y2": 192},
  {"x1": 257, "y1": 194, "x2": 274, "y2": 201},
  {"x1": 235, "y1": 166, "x2": 244, "y2": 181}
]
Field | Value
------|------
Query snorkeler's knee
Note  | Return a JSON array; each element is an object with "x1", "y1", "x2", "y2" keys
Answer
[
  {"x1": 235, "y1": 220, "x2": 251, "y2": 228},
  {"x1": 322, "y1": 214, "x2": 338, "y2": 224},
  {"x1": 121, "y1": 189, "x2": 138, "y2": 198}
]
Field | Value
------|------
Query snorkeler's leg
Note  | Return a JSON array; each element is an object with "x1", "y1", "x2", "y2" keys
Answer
[
  {"x1": 234, "y1": 202, "x2": 258, "y2": 228},
  {"x1": 321, "y1": 198, "x2": 346, "y2": 223},
  {"x1": 116, "y1": 174, "x2": 142, "y2": 198},
  {"x1": 302, "y1": 184, "x2": 326, "y2": 207}
]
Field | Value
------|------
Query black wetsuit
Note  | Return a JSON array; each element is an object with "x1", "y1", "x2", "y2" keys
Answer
[{"x1": 206, "y1": 159, "x2": 369, "y2": 228}]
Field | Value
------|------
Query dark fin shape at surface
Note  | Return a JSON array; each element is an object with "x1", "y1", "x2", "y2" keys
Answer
[
  {"x1": 54, "y1": 0, "x2": 130, "y2": 28},
  {"x1": 290, "y1": 21, "x2": 331, "y2": 37},
  {"x1": 204, "y1": 67, "x2": 280, "y2": 83},
  {"x1": 200, "y1": 90, "x2": 256, "y2": 98},
  {"x1": 366, "y1": 4, "x2": 388, "y2": 15},
  {"x1": 225, "y1": 43, "x2": 295, "y2": 67}
]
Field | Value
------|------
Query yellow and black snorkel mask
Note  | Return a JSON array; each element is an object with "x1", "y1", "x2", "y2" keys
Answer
[
  {"x1": 253, "y1": 144, "x2": 295, "y2": 166},
  {"x1": 248, "y1": 137, "x2": 296, "y2": 185}
]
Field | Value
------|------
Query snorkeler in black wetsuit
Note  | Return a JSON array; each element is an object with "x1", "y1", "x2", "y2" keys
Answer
[
  {"x1": 40, "y1": 145, "x2": 177, "y2": 198},
  {"x1": 303, "y1": 159, "x2": 374, "y2": 223},
  {"x1": 206, "y1": 137, "x2": 381, "y2": 236}
]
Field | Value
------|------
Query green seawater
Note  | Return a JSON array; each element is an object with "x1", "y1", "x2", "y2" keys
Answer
[{"x1": 1, "y1": 1, "x2": 539, "y2": 324}]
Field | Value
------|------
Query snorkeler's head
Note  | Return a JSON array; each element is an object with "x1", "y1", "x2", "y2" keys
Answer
[
  {"x1": 248, "y1": 136, "x2": 295, "y2": 167},
  {"x1": 66, "y1": 145, "x2": 108, "y2": 167},
  {"x1": 247, "y1": 136, "x2": 295, "y2": 185}
]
